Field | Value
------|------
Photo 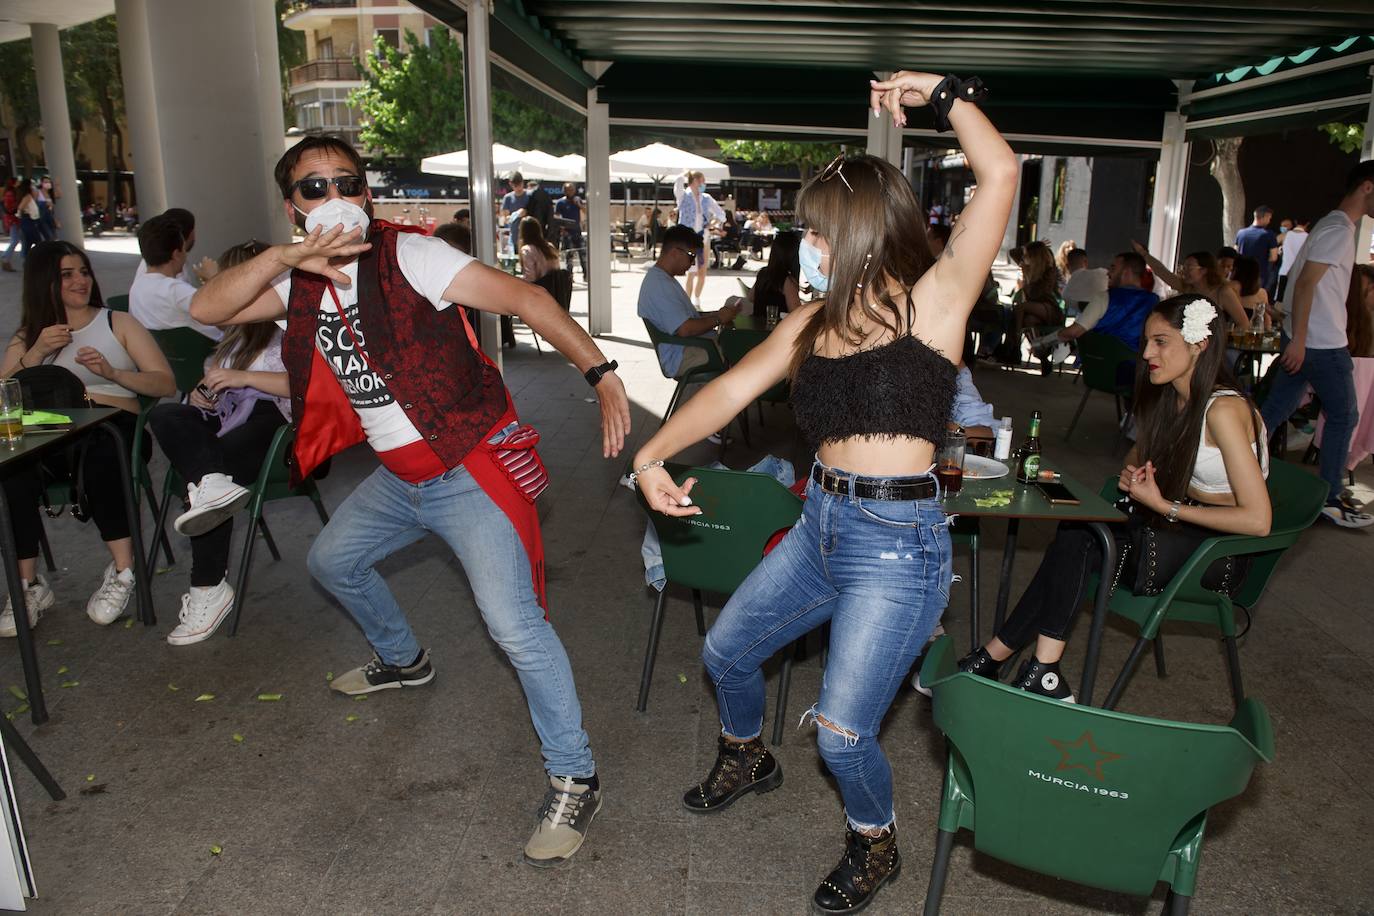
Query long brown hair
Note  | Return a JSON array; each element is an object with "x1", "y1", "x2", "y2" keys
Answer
[
  {"x1": 1132, "y1": 294, "x2": 1260, "y2": 505},
  {"x1": 1348, "y1": 263, "x2": 1374, "y2": 358},
  {"x1": 209, "y1": 240, "x2": 278, "y2": 371},
  {"x1": 519, "y1": 216, "x2": 557, "y2": 261},
  {"x1": 1021, "y1": 241, "x2": 1058, "y2": 304},
  {"x1": 788, "y1": 155, "x2": 934, "y2": 379},
  {"x1": 1183, "y1": 250, "x2": 1225, "y2": 293},
  {"x1": 18, "y1": 241, "x2": 105, "y2": 349}
]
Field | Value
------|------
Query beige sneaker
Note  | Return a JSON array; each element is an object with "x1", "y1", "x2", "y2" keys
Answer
[
  {"x1": 523, "y1": 775, "x2": 602, "y2": 868},
  {"x1": 329, "y1": 649, "x2": 435, "y2": 695},
  {"x1": 0, "y1": 576, "x2": 55, "y2": 637}
]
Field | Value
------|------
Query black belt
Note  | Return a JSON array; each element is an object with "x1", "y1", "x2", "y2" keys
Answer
[{"x1": 812, "y1": 466, "x2": 937, "y2": 501}]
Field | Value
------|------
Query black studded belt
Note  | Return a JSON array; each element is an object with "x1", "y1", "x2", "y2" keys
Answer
[{"x1": 812, "y1": 466, "x2": 937, "y2": 501}]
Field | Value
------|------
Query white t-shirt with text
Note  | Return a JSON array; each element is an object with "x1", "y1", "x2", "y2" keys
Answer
[
  {"x1": 1279, "y1": 209, "x2": 1355, "y2": 350},
  {"x1": 270, "y1": 232, "x2": 476, "y2": 452}
]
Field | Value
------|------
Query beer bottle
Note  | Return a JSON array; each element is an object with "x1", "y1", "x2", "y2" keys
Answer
[{"x1": 1015, "y1": 410, "x2": 1042, "y2": 484}]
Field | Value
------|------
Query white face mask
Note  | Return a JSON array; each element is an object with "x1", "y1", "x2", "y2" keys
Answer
[{"x1": 295, "y1": 197, "x2": 370, "y2": 239}]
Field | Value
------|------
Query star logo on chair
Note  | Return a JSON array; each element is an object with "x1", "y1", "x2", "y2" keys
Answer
[{"x1": 1048, "y1": 730, "x2": 1122, "y2": 781}]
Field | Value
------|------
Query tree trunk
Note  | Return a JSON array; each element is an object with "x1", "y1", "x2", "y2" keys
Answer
[
  {"x1": 1210, "y1": 137, "x2": 1246, "y2": 247},
  {"x1": 101, "y1": 92, "x2": 118, "y2": 209}
]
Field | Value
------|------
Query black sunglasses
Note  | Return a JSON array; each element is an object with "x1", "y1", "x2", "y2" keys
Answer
[{"x1": 290, "y1": 175, "x2": 366, "y2": 200}]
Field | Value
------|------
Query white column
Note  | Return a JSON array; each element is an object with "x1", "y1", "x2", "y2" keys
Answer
[
  {"x1": 1146, "y1": 112, "x2": 1189, "y2": 270},
  {"x1": 30, "y1": 24, "x2": 84, "y2": 248},
  {"x1": 1359, "y1": 67, "x2": 1374, "y2": 264},
  {"x1": 115, "y1": 0, "x2": 167, "y2": 218},
  {"x1": 140, "y1": 0, "x2": 287, "y2": 260},
  {"x1": 585, "y1": 61, "x2": 612, "y2": 336},
  {"x1": 464, "y1": 0, "x2": 501, "y2": 368}
]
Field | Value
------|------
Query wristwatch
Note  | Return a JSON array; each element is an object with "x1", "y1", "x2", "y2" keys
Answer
[{"x1": 584, "y1": 360, "x2": 618, "y2": 387}]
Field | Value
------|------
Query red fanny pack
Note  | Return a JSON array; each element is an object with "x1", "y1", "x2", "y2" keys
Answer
[{"x1": 486, "y1": 424, "x2": 549, "y2": 502}]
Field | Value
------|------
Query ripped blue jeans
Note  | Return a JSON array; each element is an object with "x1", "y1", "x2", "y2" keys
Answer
[{"x1": 701, "y1": 461, "x2": 951, "y2": 831}]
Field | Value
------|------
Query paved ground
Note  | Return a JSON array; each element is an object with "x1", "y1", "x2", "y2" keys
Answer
[{"x1": 1, "y1": 239, "x2": 1372, "y2": 914}]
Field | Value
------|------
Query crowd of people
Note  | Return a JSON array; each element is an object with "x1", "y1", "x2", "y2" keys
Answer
[{"x1": 3, "y1": 67, "x2": 1373, "y2": 914}]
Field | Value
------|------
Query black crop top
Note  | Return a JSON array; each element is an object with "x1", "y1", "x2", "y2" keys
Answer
[{"x1": 792, "y1": 334, "x2": 957, "y2": 446}]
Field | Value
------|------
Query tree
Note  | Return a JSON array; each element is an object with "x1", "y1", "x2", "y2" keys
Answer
[
  {"x1": 62, "y1": 16, "x2": 126, "y2": 206},
  {"x1": 715, "y1": 139, "x2": 843, "y2": 181},
  {"x1": 0, "y1": 40, "x2": 40, "y2": 174},
  {"x1": 1209, "y1": 137, "x2": 1246, "y2": 246},
  {"x1": 1320, "y1": 121, "x2": 1364, "y2": 155},
  {"x1": 276, "y1": 0, "x2": 307, "y2": 128}
]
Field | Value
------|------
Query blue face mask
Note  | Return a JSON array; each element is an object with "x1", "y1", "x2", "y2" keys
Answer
[{"x1": 799, "y1": 237, "x2": 829, "y2": 292}]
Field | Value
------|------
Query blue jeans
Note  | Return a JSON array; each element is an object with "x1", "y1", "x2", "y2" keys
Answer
[
  {"x1": 306, "y1": 462, "x2": 595, "y2": 779},
  {"x1": 702, "y1": 462, "x2": 952, "y2": 831},
  {"x1": 1259, "y1": 336, "x2": 1356, "y2": 502}
]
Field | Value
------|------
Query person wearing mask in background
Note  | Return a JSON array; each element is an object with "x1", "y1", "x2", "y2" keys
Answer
[
  {"x1": 1235, "y1": 205, "x2": 1281, "y2": 293},
  {"x1": 676, "y1": 170, "x2": 726, "y2": 307},
  {"x1": 130, "y1": 215, "x2": 223, "y2": 341},
  {"x1": 33, "y1": 177, "x2": 57, "y2": 242},
  {"x1": 1261, "y1": 161, "x2": 1374, "y2": 528},
  {"x1": 1276, "y1": 218, "x2": 1310, "y2": 304}
]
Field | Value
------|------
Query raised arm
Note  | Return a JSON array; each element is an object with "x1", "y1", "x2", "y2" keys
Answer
[
  {"x1": 442, "y1": 263, "x2": 630, "y2": 457},
  {"x1": 871, "y1": 71, "x2": 1017, "y2": 321},
  {"x1": 191, "y1": 225, "x2": 370, "y2": 326},
  {"x1": 1131, "y1": 240, "x2": 1185, "y2": 292}
]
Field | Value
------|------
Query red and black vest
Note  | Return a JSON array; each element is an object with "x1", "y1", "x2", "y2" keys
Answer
[{"x1": 280, "y1": 221, "x2": 507, "y2": 485}]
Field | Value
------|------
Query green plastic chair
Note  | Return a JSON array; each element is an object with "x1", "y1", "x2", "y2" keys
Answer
[
  {"x1": 105, "y1": 294, "x2": 129, "y2": 312},
  {"x1": 633, "y1": 464, "x2": 802, "y2": 711},
  {"x1": 718, "y1": 325, "x2": 790, "y2": 442},
  {"x1": 642, "y1": 318, "x2": 728, "y2": 423},
  {"x1": 1064, "y1": 331, "x2": 1137, "y2": 442},
  {"x1": 151, "y1": 426, "x2": 329, "y2": 636},
  {"x1": 1093, "y1": 458, "x2": 1327, "y2": 710},
  {"x1": 920, "y1": 635, "x2": 1274, "y2": 915},
  {"x1": 148, "y1": 327, "x2": 217, "y2": 398}
]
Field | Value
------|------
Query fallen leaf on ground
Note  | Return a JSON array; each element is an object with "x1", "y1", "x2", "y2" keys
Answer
[
  {"x1": 677, "y1": 673, "x2": 688, "y2": 684},
  {"x1": 7, "y1": 686, "x2": 26, "y2": 701},
  {"x1": 12, "y1": 704, "x2": 28, "y2": 716},
  {"x1": 123, "y1": 618, "x2": 134, "y2": 629},
  {"x1": 60, "y1": 681, "x2": 79, "y2": 688},
  {"x1": 256, "y1": 693, "x2": 283, "y2": 702},
  {"x1": 345, "y1": 714, "x2": 359, "y2": 723},
  {"x1": 353, "y1": 695, "x2": 368, "y2": 702},
  {"x1": 209, "y1": 845, "x2": 222, "y2": 856},
  {"x1": 232, "y1": 733, "x2": 244, "y2": 744},
  {"x1": 325, "y1": 672, "x2": 334, "y2": 681},
  {"x1": 56, "y1": 666, "x2": 69, "y2": 675},
  {"x1": 85, "y1": 774, "x2": 95, "y2": 782},
  {"x1": 194, "y1": 693, "x2": 215, "y2": 702},
  {"x1": 45, "y1": 639, "x2": 61, "y2": 646},
  {"x1": 167, "y1": 683, "x2": 180, "y2": 692}
]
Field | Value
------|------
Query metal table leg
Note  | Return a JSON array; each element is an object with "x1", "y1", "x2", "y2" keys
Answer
[
  {"x1": 0, "y1": 487, "x2": 47, "y2": 724},
  {"x1": 99, "y1": 422, "x2": 155, "y2": 626},
  {"x1": 1078, "y1": 521, "x2": 1117, "y2": 707},
  {"x1": 992, "y1": 517, "x2": 1020, "y2": 632}
]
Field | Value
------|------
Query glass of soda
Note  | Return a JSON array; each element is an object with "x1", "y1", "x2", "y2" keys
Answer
[{"x1": 937, "y1": 428, "x2": 965, "y2": 496}]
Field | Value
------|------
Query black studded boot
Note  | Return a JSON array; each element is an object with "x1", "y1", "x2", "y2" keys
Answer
[
  {"x1": 682, "y1": 734, "x2": 783, "y2": 813},
  {"x1": 811, "y1": 825, "x2": 900, "y2": 914}
]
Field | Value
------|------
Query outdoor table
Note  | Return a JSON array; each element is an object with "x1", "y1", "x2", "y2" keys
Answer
[
  {"x1": 941, "y1": 471, "x2": 1124, "y2": 706},
  {"x1": 1228, "y1": 333, "x2": 1279, "y2": 390},
  {"x1": 0, "y1": 408, "x2": 156, "y2": 725}
]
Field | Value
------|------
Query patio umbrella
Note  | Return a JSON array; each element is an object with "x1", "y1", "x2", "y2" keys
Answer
[
  {"x1": 609, "y1": 143, "x2": 731, "y2": 250},
  {"x1": 419, "y1": 144, "x2": 528, "y2": 178}
]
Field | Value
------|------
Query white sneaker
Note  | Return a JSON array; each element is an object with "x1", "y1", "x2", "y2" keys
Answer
[
  {"x1": 707, "y1": 432, "x2": 734, "y2": 446},
  {"x1": 86, "y1": 562, "x2": 135, "y2": 625},
  {"x1": 0, "y1": 576, "x2": 55, "y2": 638},
  {"x1": 1050, "y1": 342, "x2": 1072, "y2": 365},
  {"x1": 174, "y1": 473, "x2": 251, "y2": 537},
  {"x1": 167, "y1": 580, "x2": 234, "y2": 646}
]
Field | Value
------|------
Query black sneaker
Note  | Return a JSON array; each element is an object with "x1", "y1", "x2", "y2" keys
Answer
[
  {"x1": 1010, "y1": 658, "x2": 1076, "y2": 703},
  {"x1": 330, "y1": 649, "x2": 435, "y2": 695},
  {"x1": 913, "y1": 646, "x2": 1001, "y2": 697}
]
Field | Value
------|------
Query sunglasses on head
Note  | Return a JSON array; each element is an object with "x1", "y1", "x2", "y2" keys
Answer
[
  {"x1": 818, "y1": 154, "x2": 854, "y2": 193},
  {"x1": 290, "y1": 175, "x2": 366, "y2": 200}
]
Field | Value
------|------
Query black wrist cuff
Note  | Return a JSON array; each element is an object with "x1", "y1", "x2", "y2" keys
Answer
[{"x1": 930, "y1": 74, "x2": 988, "y2": 132}]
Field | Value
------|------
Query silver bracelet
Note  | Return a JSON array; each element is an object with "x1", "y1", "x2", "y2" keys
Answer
[
  {"x1": 1166, "y1": 500, "x2": 1182, "y2": 523},
  {"x1": 627, "y1": 459, "x2": 664, "y2": 487}
]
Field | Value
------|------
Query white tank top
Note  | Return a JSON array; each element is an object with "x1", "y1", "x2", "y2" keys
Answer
[
  {"x1": 49, "y1": 309, "x2": 140, "y2": 401},
  {"x1": 1189, "y1": 390, "x2": 1268, "y2": 495}
]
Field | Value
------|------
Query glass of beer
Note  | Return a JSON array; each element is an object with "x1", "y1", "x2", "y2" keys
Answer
[
  {"x1": 937, "y1": 428, "x2": 966, "y2": 496},
  {"x1": 0, "y1": 379, "x2": 24, "y2": 447}
]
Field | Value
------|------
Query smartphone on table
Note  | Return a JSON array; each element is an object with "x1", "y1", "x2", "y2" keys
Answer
[{"x1": 1036, "y1": 481, "x2": 1081, "y2": 505}]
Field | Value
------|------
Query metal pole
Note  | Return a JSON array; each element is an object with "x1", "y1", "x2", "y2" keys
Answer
[
  {"x1": 1147, "y1": 107, "x2": 1190, "y2": 271},
  {"x1": 30, "y1": 23, "x2": 84, "y2": 248},
  {"x1": 585, "y1": 61, "x2": 613, "y2": 335},
  {"x1": 464, "y1": 0, "x2": 502, "y2": 368}
]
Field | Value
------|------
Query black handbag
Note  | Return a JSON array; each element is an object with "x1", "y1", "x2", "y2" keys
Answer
[
  {"x1": 11, "y1": 365, "x2": 94, "y2": 521},
  {"x1": 1115, "y1": 498, "x2": 1248, "y2": 598}
]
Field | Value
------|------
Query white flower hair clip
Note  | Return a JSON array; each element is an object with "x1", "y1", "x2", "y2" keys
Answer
[{"x1": 1180, "y1": 298, "x2": 1217, "y2": 344}]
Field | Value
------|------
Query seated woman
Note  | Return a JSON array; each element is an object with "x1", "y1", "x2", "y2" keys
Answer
[
  {"x1": 1009, "y1": 240, "x2": 1062, "y2": 369},
  {"x1": 1133, "y1": 242, "x2": 1248, "y2": 328},
  {"x1": 0, "y1": 241, "x2": 175, "y2": 636},
  {"x1": 146, "y1": 240, "x2": 290, "y2": 646},
  {"x1": 1231, "y1": 256, "x2": 1270, "y2": 329},
  {"x1": 746, "y1": 231, "x2": 802, "y2": 321},
  {"x1": 518, "y1": 215, "x2": 559, "y2": 284},
  {"x1": 945, "y1": 295, "x2": 1271, "y2": 701}
]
